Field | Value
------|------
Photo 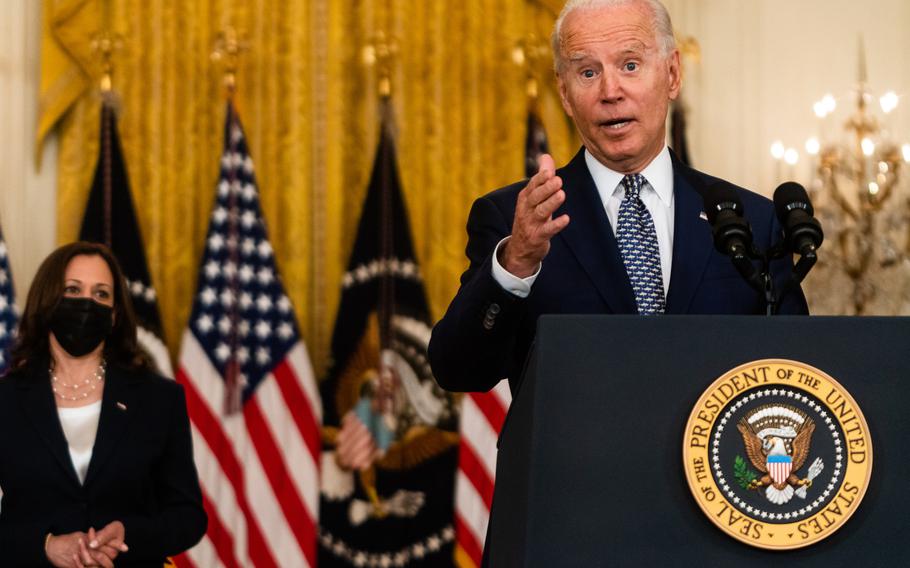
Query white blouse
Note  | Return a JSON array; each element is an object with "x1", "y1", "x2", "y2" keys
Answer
[{"x1": 57, "y1": 401, "x2": 102, "y2": 485}]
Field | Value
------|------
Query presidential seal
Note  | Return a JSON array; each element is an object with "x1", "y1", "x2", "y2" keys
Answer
[{"x1": 683, "y1": 359, "x2": 872, "y2": 550}]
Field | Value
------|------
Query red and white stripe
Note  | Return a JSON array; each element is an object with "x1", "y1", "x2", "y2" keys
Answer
[
  {"x1": 454, "y1": 381, "x2": 512, "y2": 568},
  {"x1": 769, "y1": 460, "x2": 792, "y2": 485},
  {"x1": 171, "y1": 330, "x2": 321, "y2": 568}
]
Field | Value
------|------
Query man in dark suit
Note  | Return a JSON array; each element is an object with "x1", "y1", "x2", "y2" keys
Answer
[{"x1": 429, "y1": 0, "x2": 808, "y2": 394}]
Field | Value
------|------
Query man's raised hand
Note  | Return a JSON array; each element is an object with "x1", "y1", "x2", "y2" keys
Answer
[{"x1": 499, "y1": 154, "x2": 570, "y2": 278}]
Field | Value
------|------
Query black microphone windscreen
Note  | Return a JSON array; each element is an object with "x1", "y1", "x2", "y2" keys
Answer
[
  {"x1": 773, "y1": 182, "x2": 814, "y2": 220},
  {"x1": 703, "y1": 183, "x2": 744, "y2": 225}
]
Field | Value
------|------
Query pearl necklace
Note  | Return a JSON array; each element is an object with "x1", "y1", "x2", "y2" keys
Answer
[{"x1": 51, "y1": 360, "x2": 106, "y2": 401}]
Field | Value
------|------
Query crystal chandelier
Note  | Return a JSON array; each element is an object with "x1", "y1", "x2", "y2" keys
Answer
[{"x1": 773, "y1": 42, "x2": 910, "y2": 315}]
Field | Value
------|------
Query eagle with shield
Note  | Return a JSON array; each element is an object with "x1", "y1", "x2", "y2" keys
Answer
[{"x1": 736, "y1": 404, "x2": 824, "y2": 505}]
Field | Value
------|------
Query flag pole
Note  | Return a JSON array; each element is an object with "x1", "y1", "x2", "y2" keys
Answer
[
  {"x1": 360, "y1": 27, "x2": 401, "y2": 518},
  {"x1": 211, "y1": 25, "x2": 249, "y2": 414},
  {"x1": 89, "y1": 1, "x2": 123, "y2": 247}
]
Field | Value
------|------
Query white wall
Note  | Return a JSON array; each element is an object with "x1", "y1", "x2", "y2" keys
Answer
[
  {"x1": 668, "y1": 0, "x2": 910, "y2": 196},
  {"x1": 0, "y1": 0, "x2": 57, "y2": 308}
]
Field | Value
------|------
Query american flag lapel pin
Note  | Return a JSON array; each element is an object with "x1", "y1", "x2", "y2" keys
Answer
[{"x1": 116, "y1": 401, "x2": 128, "y2": 412}]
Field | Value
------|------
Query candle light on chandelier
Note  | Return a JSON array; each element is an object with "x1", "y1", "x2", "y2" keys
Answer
[
  {"x1": 861, "y1": 138, "x2": 876, "y2": 157},
  {"x1": 806, "y1": 137, "x2": 821, "y2": 156},
  {"x1": 880, "y1": 91, "x2": 899, "y2": 114},
  {"x1": 784, "y1": 148, "x2": 799, "y2": 166},
  {"x1": 813, "y1": 94, "x2": 837, "y2": 118},
  {"x1": 770, "y1": 140, "x2": 786, "y2": 160}
]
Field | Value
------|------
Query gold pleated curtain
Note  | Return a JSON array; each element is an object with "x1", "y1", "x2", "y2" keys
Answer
[{"x1": 39, "y1": 0, "x2": 579, "y2": 376}]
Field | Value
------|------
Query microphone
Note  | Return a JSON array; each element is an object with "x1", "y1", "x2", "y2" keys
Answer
[
  {"x1": 703, "y1": 184, "x2": 754, "y2": 258},
  {"x1": 773, "y1": 182, "x2": 824, "y2": 256},
  {"x1": 702, "y1": 184, "x2": 763, "y2": 292}
]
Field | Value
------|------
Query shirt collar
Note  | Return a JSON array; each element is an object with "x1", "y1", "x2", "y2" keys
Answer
[{"x1": 584, "y1": 145, "x2": 674, "y2": 207}]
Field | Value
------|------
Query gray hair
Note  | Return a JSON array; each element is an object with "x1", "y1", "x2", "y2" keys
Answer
[{"x1": 552, "y1": 0, "x2": 676, "y2": 73}]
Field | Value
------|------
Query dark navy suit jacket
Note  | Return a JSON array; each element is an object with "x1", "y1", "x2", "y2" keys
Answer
[
  {"x1": 0, "y1": 362, "x2": 206, "y2": 567},
  {"x1": 429, "y1": 148, "x2": 808, "y2": 394}
]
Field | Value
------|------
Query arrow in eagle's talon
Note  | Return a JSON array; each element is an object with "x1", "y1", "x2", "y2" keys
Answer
[{"x1": 795, "y1": 457, "x2": 824, "y2": 499}]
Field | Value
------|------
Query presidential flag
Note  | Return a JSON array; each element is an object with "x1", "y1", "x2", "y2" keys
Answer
[
  {"x1": 0, "y1": 226, "x2": 17, "y2": 376},
  {"x1": 318, "y1": 99, "x2": 460, "y2": 567},
  {"x1": 79, "y1": 102, "x2": 173, "y2": 377},
  {"x1": 173, "y1": 102, "x2": 321, "y2": 568},
  {"x1": 452, "y1": 105, "x2": 547, "y2": 567},
  {"x1": 523, "y1": 108, "x2": 551, "y2": 179}
]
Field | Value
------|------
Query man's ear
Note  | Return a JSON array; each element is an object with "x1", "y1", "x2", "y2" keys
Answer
[{"x1": 667, "y1": 49, "x2": 682, "y2": 101}]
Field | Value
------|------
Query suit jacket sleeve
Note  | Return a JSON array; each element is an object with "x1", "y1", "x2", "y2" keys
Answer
[
  {"x1": 118, "y1": 384, "x2": 207, "y2": 561},
  {"x1": 0, "y1": 520, "x2": 54, "y2": 566},
  {"x1": 429, "y1": 192, "x2": 529, "y2": 393}
]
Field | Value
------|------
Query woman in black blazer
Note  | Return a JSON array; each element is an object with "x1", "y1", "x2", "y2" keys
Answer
[{"x1": 0, "y1": 242, "x2": 206, "y2": 567}]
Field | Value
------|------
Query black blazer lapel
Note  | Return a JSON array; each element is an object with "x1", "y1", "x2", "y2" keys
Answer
[
  {"x1": 555, "y1": 149, "x2": 637, "y2": 313},
  {"x1": 18, "y1": 369, "x2": 82, "y2": 488},
  {"x1": 666, "y1": 152, "x2": 714, "y2": 313},
  {"x1": 83, "y1": 365, "x2": 139, "y2": 487}
]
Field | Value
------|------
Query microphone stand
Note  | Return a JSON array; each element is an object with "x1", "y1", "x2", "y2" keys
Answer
[
  {"x1": 754, "y1": 243, "x2": 818, "y2": 316},
  {"x1": 762, "y1": 266, "x2": 775, "y2": 317},
  {"x1": 765, "y1": 243, "x2": 817, "y2": 315},
  {"x1": 729, "y1": 246, "x2": 809, "y2": 316},
  {"x1": 727, "y1": 243, "x2": 778, "y2": 315}
]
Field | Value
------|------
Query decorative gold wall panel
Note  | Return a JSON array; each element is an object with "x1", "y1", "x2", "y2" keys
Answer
[{"x1": 40, "y1": 0, "x2": 579, "y2": 376}]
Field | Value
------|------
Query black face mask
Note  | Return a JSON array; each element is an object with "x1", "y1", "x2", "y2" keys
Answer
[{"x1": 49, "y1": 297, "x2": 114, "y2": 357}]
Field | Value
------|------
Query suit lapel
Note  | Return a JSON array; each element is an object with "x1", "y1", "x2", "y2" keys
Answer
[
  {"x1": 666, "y1": 152, "x2": 714, "y2": 313},
  {"x1": 18, "y1": 367, "x2": 82, "y2": 488},
  {"x1": 555, "y1": 149, "x2": 637, "y2": 314},
  {"x1": 84, "y1": 365, "x2": 139, "y2": 487}
]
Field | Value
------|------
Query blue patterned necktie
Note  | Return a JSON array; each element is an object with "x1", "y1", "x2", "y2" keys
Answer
[{"x1": 617, "y1": 174, "x2": 665, "y2": 314}]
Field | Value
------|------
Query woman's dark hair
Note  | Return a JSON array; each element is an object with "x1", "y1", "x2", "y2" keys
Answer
[{"x1": 10, "y1": 241, "x2": 150, "y2": 372}]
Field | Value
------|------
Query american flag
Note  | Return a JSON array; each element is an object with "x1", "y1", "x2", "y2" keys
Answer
[
  {"x1": 0, "y1": 226, "x2": 17, "y2": 376},
  {"x1": 453, "y1": 105, "x2": 546, "y2": 567},
  {"x1": 453, "y1": 383, "x2": 511, "y2": 567},
  {"x1": 173, "y1": 102, "x2": 321, "y2": 568}
]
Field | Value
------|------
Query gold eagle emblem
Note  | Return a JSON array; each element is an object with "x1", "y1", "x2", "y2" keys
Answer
[{"x1": 736, "y1": 404, "x2": 821, "y2": 505}]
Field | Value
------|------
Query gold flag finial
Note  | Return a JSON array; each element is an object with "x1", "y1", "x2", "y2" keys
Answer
[
  {"x1": 513, "y1": 34, "x2": 551, "y2": 102},
  {"x1": 90, "y1": 30, "x2": 122, "y2": 94},
  {"x1": 212, "y1": 25, "x2": 249, "y2": 96},
  {"x1": 677, "y1": 35, "x2": 701, "y2": 64},
  {"x1": 363, "y1": 31, "x2": 398, "y2": 99},
  {"x1": 90, "y1": 1, "x2": 123, "y2": 95},
  {"x1": 676, "y1": 35, "x2": 701, "y2": 84}
]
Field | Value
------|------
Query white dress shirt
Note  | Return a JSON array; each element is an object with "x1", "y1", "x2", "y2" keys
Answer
[
  {"x1": 493, "y1": 146, "x2": 676, "y2": 298},
  {"x1": 58, "y1": 400, "x2": 102, "y2": 485}
]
